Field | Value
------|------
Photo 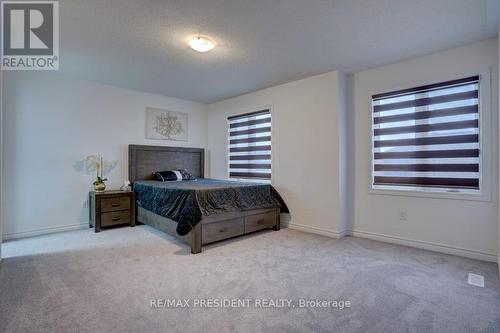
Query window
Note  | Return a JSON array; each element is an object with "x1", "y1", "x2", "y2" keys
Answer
[
  {"x1": 372, "y1": 76, "x2": 480, "y2": 192},
  {"x1": 228, "y1": 109, "x2": 272, "y2": 182}
]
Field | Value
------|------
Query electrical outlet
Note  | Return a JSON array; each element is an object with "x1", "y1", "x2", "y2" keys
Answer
[
  {"x1": 399, "y1": 211, "x2": 407, "y2": 222},
  {"x1": 82, "y1": 199, "x2": 89, "y2": 209}
]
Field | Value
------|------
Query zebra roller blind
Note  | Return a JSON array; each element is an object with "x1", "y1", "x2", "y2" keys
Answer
[
  {"x1": 372, "y1": 76, "x2": 480, "y2": 190},
  {"x1": 228, "y1": 110, "x2": 271, "y2": 181}
]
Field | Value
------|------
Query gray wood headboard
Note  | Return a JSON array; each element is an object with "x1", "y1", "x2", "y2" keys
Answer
[{"x1": 128, "y1": 145, "x2": 205, "y2": 183}]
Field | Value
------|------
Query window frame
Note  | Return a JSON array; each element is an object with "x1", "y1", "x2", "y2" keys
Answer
[
  {"x1": 226, "y1": 106, "x2": 274, "y2": 184},
  {"x1": 368, "y1": 71, "x2": 492, "y2": 202}
]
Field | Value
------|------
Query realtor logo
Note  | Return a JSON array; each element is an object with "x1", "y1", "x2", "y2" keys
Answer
[{"x1": 1, "y1": 1, "x2": 59, "y2": 70}]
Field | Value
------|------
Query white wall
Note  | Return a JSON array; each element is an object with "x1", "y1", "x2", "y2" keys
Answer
[
  {"x1": 0, "y1": 70, "x2": 3, "y2": 259},
  {"x1": 350, "y1": 38, "x2": 499, "y2": 261},
  {"x1": 2, "y1": 72, "x2": 207, "y2": 240},
  {"x1": 207, "y1": 71, "x2": 348, "y2": 237}
]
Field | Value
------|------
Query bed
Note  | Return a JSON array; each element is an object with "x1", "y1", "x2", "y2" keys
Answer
[{"x1": 129, "y1": 145, "x2": 288, "y2": 253}]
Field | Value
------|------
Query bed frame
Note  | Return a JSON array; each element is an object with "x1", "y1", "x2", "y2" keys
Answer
[{"x1": 129, "y1": 145, "x2": 280, "y2": 254}]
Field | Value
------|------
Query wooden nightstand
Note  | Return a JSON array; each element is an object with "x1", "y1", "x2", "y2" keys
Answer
[{"x1": 89, "y1": 190, "x2": 136, "y2": 232}]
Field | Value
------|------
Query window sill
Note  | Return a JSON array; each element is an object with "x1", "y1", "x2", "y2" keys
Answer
[
  {"x1": 369, "y1": 185, "x2": 491, "y2": 202},
  {"x1": 228, "y1": 178, "x2": 272, "y2": 184}
]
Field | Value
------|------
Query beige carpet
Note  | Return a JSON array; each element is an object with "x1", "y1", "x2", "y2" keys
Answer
[{"x1": 1, "y1": 225, "x2": 499, "y2": 333}]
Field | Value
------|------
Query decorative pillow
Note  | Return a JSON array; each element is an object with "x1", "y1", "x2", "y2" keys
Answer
[
  {"x1": 154, "y1": 170, "x2": 180, "y2": 181},
  {"x1": 178, "y1": 169, "x2": 196, "y2": 180},
  {"x1": 154, "y1": 169, "x2": 196, "y2": 181}
]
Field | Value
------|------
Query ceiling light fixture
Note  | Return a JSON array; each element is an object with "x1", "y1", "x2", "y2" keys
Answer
[{"x1": 188, "y1": 35, "x2": 215, "y2": 53}]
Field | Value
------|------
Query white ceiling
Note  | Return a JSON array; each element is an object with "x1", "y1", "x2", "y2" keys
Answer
[{"x1": 59, "y1": 0, "x2": 500, "y2": 103}]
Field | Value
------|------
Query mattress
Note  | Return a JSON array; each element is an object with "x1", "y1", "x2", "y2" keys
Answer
[{"x1": 133, "y1": 178, "x2": 288, "y2": 235}]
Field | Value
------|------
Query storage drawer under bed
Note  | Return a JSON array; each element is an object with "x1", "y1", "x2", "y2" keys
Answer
[
  {"x1": 244, "y1": 211, "x2": 278, "y2": 233},
  {"x1": 201, "y1": 210, "x2": 278, "y2": 244},
  {"x1": 202, "y1": 218, "x2": 244, "y2": 244}
]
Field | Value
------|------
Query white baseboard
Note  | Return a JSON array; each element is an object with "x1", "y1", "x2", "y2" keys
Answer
[
  {"x1": 282, "y1": 222, "x2": 497, "y2": 262},
  {"x1": 3, "y1": 223, "x2": 89, "y2": 241},
  {"x1": 283, "y1": 222, "x2": 348, "y2": 239},
  {"x1": 351, "y1": 229, "x2": 498, "y2": 263}
]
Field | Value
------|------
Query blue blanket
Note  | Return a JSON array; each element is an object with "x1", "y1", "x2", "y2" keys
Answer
[{"x1": 134, "y1": 179, "x2": 289, "y2": 235}]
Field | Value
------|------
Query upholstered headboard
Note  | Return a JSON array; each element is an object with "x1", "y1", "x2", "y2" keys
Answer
[{"x1": 128, "y1": 145, "x2": 205, "y2": 183}]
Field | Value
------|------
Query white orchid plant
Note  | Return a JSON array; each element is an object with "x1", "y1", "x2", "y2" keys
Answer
[{"x1": 84, "y1": 155, "x2": 118, "y2": 185}]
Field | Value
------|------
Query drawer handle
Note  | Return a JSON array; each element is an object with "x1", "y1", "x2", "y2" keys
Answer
[
  {"x1": 257, "y1": 219, "x2": 265, "y2": 225},
  {"x1": 111, "y1": 203, "x2": 121, "y2": 207},
  {"x1": 219, "y1": 228, "x2": 227, "y2": 233},
  {"x1": 112, "y1": 217, "x2": 121, "y2": 221}
]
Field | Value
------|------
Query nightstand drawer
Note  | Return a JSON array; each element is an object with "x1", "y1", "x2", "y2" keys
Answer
[
  {"x1": 101, "y1": 210, "x2": 131, "y2": 227},
  {"x1": 101, "y1": 197, "x2": 130, "y2": 212}
]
